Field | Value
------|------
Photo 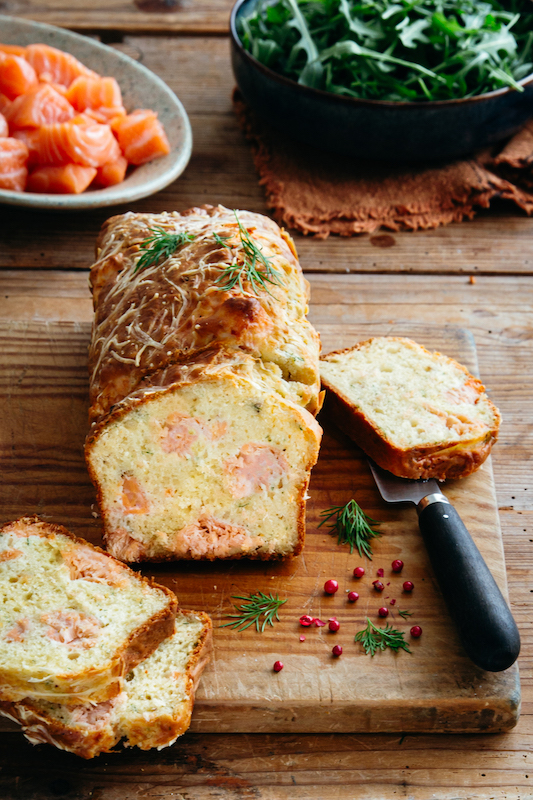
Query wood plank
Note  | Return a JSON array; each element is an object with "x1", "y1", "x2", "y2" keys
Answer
[
  {"x1": 1, "y1": 36, "x2": 533, "y2": 274},
  {"x1": 1, "y1": 0, "x2": 234, "y2": 33},
  {"x1": 0, "y1": 721, "x2": 532, "y2": 799},
  {"x1": 0, "y1": 320, "x2": 519, "y2": 735}
]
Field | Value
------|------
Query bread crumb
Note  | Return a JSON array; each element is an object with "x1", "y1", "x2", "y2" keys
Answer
[{"x1": 469, "y1": 276, "x2": 476, "y2": 284}]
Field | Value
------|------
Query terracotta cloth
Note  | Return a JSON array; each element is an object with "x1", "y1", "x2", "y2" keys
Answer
[{"x1": 233, "y1": 90, "x2": 533, "y2": 238}]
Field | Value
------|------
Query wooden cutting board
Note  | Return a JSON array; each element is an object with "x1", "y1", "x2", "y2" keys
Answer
[{"x1": 0, "y1": 321, "x2": 520, "y2": 734}]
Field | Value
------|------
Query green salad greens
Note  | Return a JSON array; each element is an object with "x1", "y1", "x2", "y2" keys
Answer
[{"x1": 238, "y1": 0, "x2": 533, "y2": 101}]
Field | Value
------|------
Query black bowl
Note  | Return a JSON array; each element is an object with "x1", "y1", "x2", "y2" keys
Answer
[{"x1": 230, "y1": 0, "x2": 533, "y2": 163}]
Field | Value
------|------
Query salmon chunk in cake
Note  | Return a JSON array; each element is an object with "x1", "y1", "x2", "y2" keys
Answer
[{"x1": 0, "y1": 517, "x2": 176, "y2": 704}]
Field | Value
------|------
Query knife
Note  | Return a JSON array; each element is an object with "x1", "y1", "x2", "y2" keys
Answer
[{"x1": 368, "y1": 460, "x2": 520, "y2": 672}]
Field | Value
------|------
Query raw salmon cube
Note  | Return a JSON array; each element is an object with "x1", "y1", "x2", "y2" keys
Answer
[
  {"x1": 12, "y1": 128, "x2": 40, "y2": 167},
  {"x1": 0, "y1": 137, "x2": 29, "y2": 191},
  {"x1": 27, "y1": 164, "x2": 97, "y2": 194},
  {"x1": 5, "y1": 84, "x2": 76, "y2": 129},
  {"x1": 37, "y1": 118, "x2": 121, "y2": 168},
  {"x1": 111, "y1": 109, "x2": 170, "y2": 165},
  {"x1": 24, "y1": 43, "x2": 98, "y2": 87},
  {"x1": 0, "y1": 44, "x2": 27, "y2": 57},
  {"x1": 0, "y1": 53, "x2": 38, "y2": 100},
  {"x1": 94, "y1": 154, "x2": 128, "y2": 187}
]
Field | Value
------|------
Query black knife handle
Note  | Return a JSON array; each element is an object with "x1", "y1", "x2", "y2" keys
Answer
[{"x1": 418, "y1": 498, "x2": 520, "y2": 672}]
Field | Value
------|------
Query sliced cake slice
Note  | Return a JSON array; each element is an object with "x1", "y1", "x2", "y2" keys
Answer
[
  {"x1": 0, "y1": 517, "x2": 177, "y2": 704},
  {"x1": 0, "y1": 610, "x2": 212, "y2": 758},
  {"x1": 320, "y1": 337, "x2": 501, "y2": 480}
]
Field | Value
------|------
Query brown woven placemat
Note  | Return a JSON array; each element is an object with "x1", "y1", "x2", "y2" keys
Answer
[{"x1": 233, "y1": 90, "x2": 533, "y2": 238}]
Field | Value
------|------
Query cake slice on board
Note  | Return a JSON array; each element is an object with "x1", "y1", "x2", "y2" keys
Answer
[
  {"x1": 0, "y1": 516, "x2": 177, "y2": 705},
  {"x1": 0, "y1": 609, "x2": 212, "y2": 758},
  {"x1": 319, "y1": 337, "x2": 501, "y2": 480}
]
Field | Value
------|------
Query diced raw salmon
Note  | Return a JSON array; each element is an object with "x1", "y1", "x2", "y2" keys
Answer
[
  {"x1": 93, "y1": 154, "x2": 128, "y2": 187},
  {"x1": 0, "y1": 94, "x2": 11, "y2": 115},
  {"x1": 111, "y1": 109, "x2": 170, "y2": 165},
  {"x1": 121, "y1": 475, "x2": 149, "y2": 514},
  {"x1": 37, "y1": 117, "x2": 121, "y2": 167},
  {"x1": 27, "y1": 163, "x2": 97, "y2": 194},
  {"x1": 12, "y1": 128, "x2": 40, "y2": 167},
  {"x1": 0, "y1": 113, "x2": 8, "y2": 138},
  {"x1": 0, "y1": 44, "x2": 27, "y2": 57},
  {"x1": 83, "y1": 106, "x2": 126, "y2": 124},
  {"x1": 0, "y1": 52, "x2": 38, "y2": 100},
  {"x1": 5, "y1": 84, "x2": 76, "y2": 129},
  {"x1": 25, "y1": 43, "x2": 97, "y2": 87},
  {"x1": 67, "y1": 75, "x2": 125, "y2": 117},
  {"x1": 0, "y1": 137, "x2": 29, "y2": 191}
]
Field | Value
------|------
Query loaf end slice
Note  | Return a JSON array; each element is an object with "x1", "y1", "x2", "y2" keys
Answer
[
  {"x1": 0, "y1": 517, "x2": 177, "y2": 704},
  {"x1": 0, "y1": 610, "x2": 212, "y2": 758},
  {"x1": 320, "y1": 337, "x2": 501, "y2": 480}
]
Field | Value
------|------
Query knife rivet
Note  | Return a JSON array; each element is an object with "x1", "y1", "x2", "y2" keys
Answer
[{"x1": 443, "y1": 514, "x2": 449, "y2": 519}]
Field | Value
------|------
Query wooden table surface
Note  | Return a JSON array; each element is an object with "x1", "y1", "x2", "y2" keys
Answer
[{"x1": 0, "y1": 6, "x2": 532, "y2": 799}]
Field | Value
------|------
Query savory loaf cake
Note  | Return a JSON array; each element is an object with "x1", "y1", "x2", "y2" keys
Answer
[
  {"x1": 0, "y1": 517, "x2": 177, "y2": 704},
  {"x1": 320, "y1": 337, "x2": 501, "y2": 480},
  {"x1": 86, "y1": 205, "x2": 322, "y2": 562},
  {"x1": 0, "y1": 610, "x2": 212, "y2": 759}
]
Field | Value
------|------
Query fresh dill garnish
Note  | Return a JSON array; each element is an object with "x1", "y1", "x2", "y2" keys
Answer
[
  {"x1": 214, "y1": 210, "x2": 284, "y2": 295},
  {"x1": 398, "y1": 609, "x2": 413, "y2": 619},
  {"x1": 220, "y1": 591, "x2": 287, "y2": 633},
  {"x1": 354, "y1": 617, "x2": 411, "y2": 657},
  {"x1": 318, "y1": 499, "x2": 381, "y2": 558},
  {"x1": 134, "y1": 227, "x2": 196, "y2": 273}
]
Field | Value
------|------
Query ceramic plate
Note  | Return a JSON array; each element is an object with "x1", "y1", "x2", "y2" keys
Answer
[{"x1": 0, "y1": 16, "x2": 192, "y2": 210}]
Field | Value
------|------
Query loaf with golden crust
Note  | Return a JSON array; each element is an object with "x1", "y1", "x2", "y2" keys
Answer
[
  {"x1": 0, "y1": 517, "x2": 177, "y2": 705},
  {"x1": 320, "y1": 337, "x2": 501, "y2": 481},
  {"x1": 0, "y1": 610, "x2": 212, "y2": 758},
  {"x1": 86, "y1": 205, "x2": 322, "y2": 562}
]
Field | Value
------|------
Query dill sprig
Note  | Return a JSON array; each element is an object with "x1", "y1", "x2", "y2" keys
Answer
[
  {"x1": 220, "y1": 591, "x2": 287, "y2": 633},
  {"x1": 318, "y1": 499, "x2": 381, "y2": 558},
  {"x1": 134, "y1": 227, "x2": 196, "y2": 273},
  {"x1": 214, "y1": 210, "x2": 284, "y2": 296},
  {"x1": 354, "y1": 617, "x2": 411, "y2": 657},
  {"x1": 398, "y1": 609, "x2": 413, "y2": 619}
]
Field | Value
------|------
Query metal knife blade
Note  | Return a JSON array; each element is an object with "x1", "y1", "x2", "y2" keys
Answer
[{"x1": 368, "y1": 459, "x2": 520, "y2": 672}]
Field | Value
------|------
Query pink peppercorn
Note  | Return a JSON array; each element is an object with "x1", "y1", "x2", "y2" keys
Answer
[
  {"x1": 403, "y1": 581, "x2": 414, "y2": 593},
  {"x1": 347, "y1": 591, "x2": 359, "y2": 602},
  {"x1": 299, "y1": 635, "x2": 306, "y2": 642},
  {"x1": 392, "y1": 559, "x2": 404, "y2": 573},
  {"x1": 324, "y1": 579, "x2": 339, "y2": 594},
  {"x1": 410, "y1": 626, "x2": 423, "y2": 638},
  {"x1": 328, "y1": 618, "x2": 340, "y2": 632},
  {"x1": 299, "y1": 614, "x2": 313, "y2": 627},
  {"x1": 273, "y1": 661, "x2": 284, "y2": 672},
  {"x1": 332, "y1": 645, "x2": 343, "y2": 657},
  {"x1": 378, "y1": 607, "x2": 388, "y2": 618},
  {"x1": 372, "y1": 580, "x2": 384, "y2": 592},
  {"x1": 353, "y1": 567, "x2": 365, "y2": 578}
]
